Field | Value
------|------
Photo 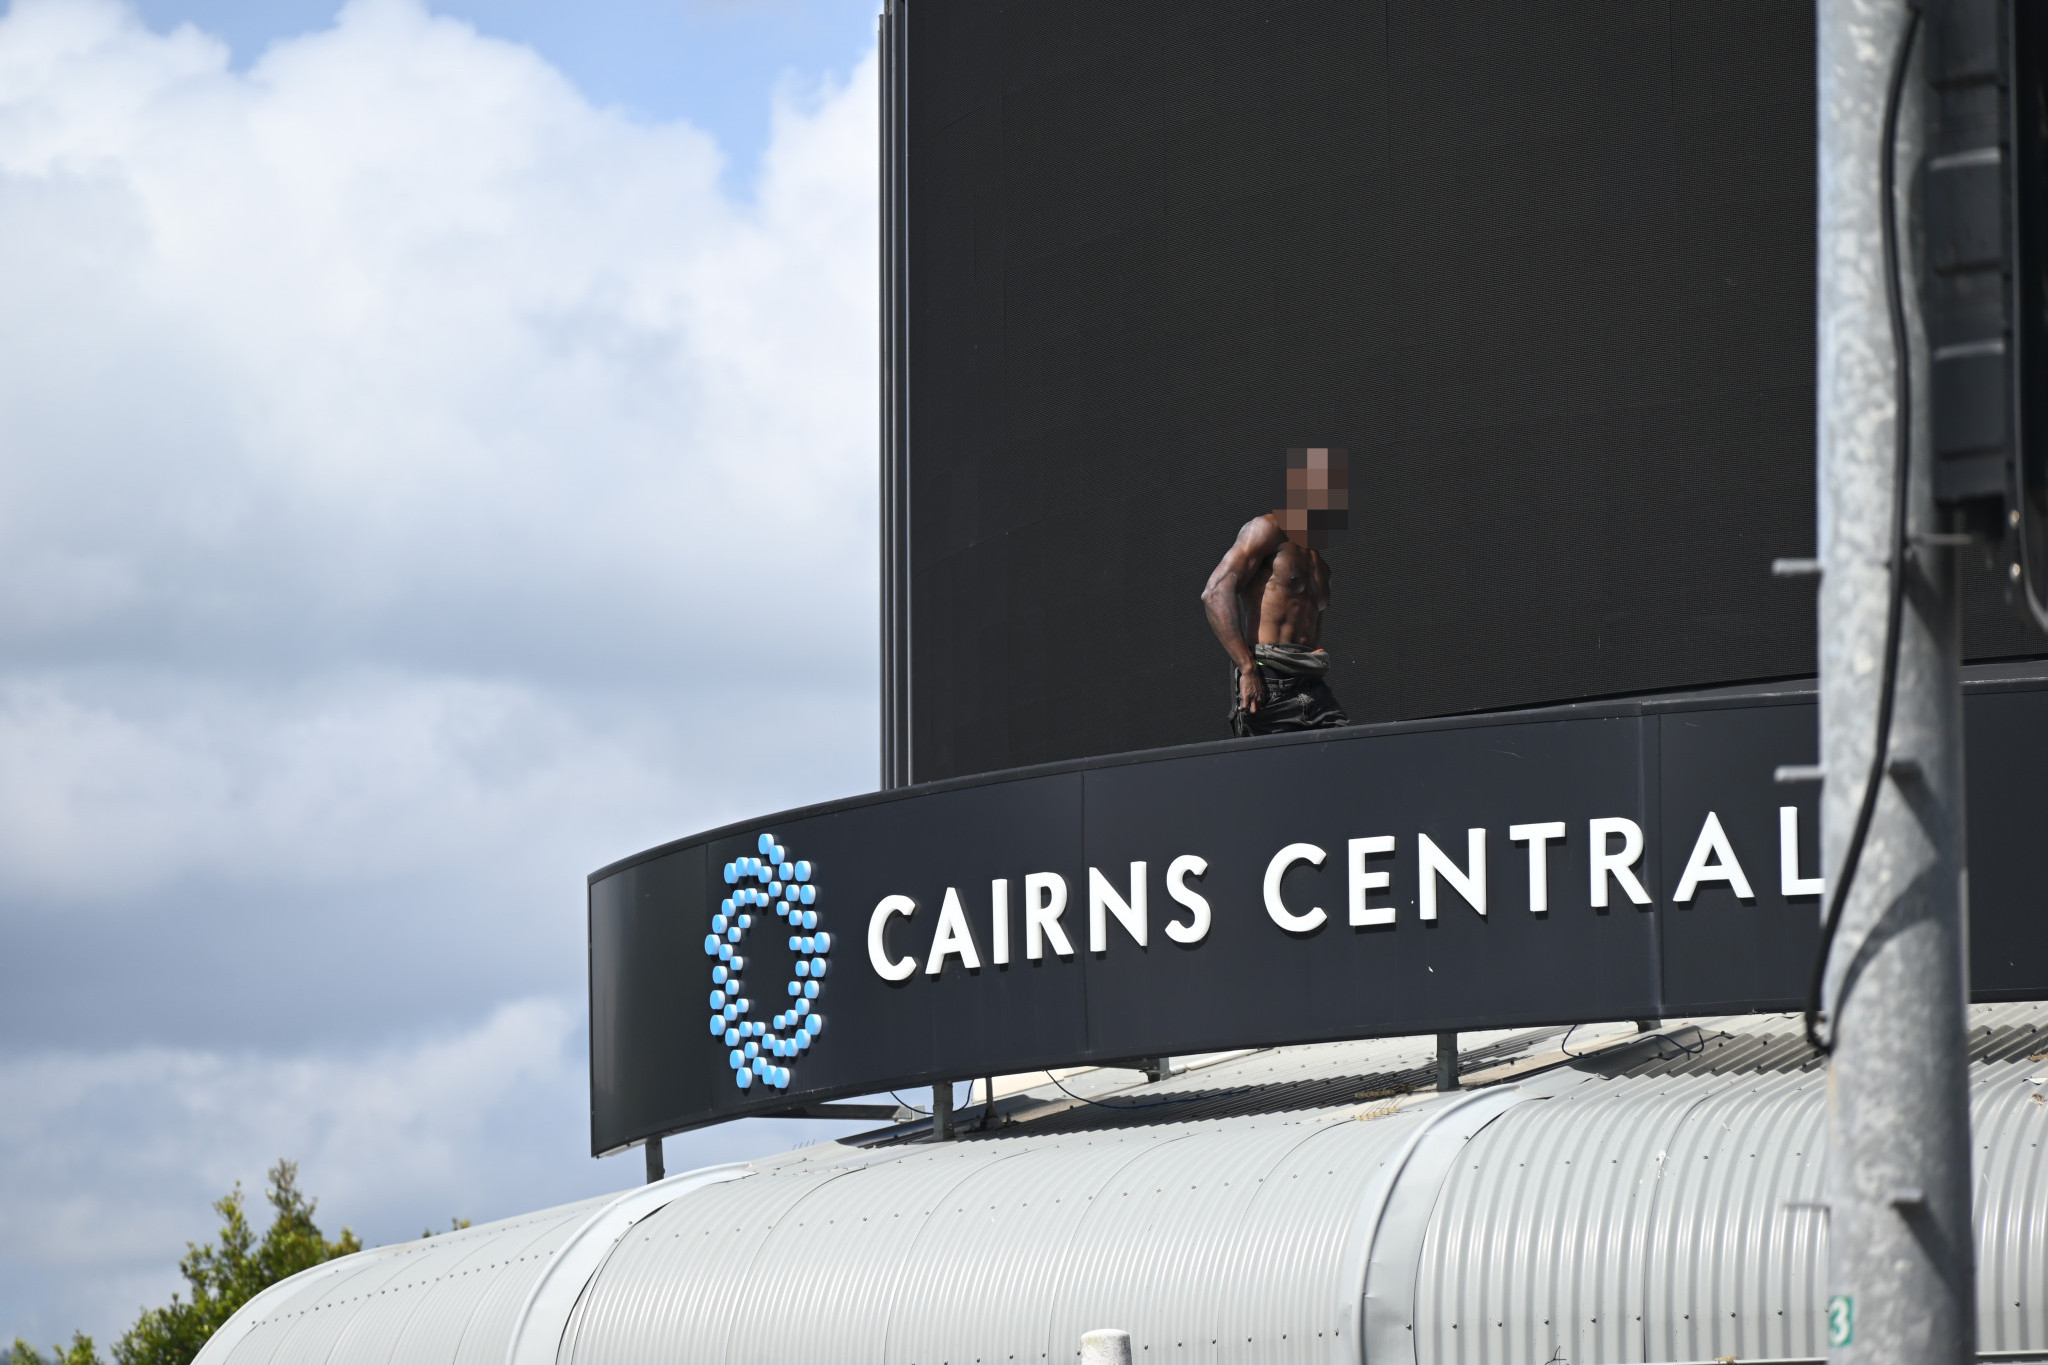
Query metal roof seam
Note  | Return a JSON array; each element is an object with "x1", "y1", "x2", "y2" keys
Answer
[
  {"x1": 503, "y1": 1166, "x2": 747, "y2": 1365},
  {"x1": 1357, "y1": 1088, "x2": 1536, "y2": 1365}
]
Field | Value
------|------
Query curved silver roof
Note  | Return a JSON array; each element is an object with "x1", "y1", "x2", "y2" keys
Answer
[{"x1": 196, "y1": 1005, "x2": 2048, "y2": 1365}]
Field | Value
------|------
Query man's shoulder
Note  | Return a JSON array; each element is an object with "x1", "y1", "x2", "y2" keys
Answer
[{"x1": 1239, "y1": 511, "x2": 1286, "y2": 544}]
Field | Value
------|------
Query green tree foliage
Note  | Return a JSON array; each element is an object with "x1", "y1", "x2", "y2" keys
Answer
[
  {"x1": 8, "y1": 1332, "x2": 102, "y2": 1365},
  {"x1": 12, "y1": 1161, "x2": 364, "y2": 1365},
  {"x1": 112, "y1": 1160, "x2": 362, "y2": 1365}
]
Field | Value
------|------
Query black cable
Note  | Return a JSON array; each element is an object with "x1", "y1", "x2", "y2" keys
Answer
[
  {"x1": 1046, "y1": 1072, "x2": 1254, "y2": 1112},
  {"x1": 887, "y1": 1089, "x2": 929, "y2": 1116},
  {"x1": 1806, "y1": 4, "x2": 1922, "y2": 1056},
  {"x1": 1558, "y1": 1021, "x2": 1703, "y2": 1061},
  {"x1": 1661, "y1": 1033, "x2": 1708, "y2": 1061}
]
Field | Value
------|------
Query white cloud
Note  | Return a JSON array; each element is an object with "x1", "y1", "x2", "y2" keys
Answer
[
  {"x1": 0, "y1": 1001, "x2": 868, "y2": 1347},
  {"x1": 0, "y1": 0, "x2": 878, "y2": 1345}
]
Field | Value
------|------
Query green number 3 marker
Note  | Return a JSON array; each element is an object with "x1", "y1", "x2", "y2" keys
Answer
[{"x1": 1827, "y1": 1295, "x2": 1855, "y2": 1348}]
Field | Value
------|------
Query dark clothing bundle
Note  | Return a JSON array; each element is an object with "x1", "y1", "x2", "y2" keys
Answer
[{"x1": 1228, "y1": 642, "x2": 1350, "y2": 737}]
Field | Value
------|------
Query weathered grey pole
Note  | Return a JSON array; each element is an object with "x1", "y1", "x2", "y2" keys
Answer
[
  {"x1": 930, "y1": 1080, "x2": 954, "y2": 1141},
  {"x1": 1817, "y1": 1, "x2": 1972, "y2": 1358},
  {"x1": 1434, "y1": 1031, "x2": 1457, "y2": 1091},
  {"x1": 644, "y1": 1136, "x2": 664, "y2": 1184}
]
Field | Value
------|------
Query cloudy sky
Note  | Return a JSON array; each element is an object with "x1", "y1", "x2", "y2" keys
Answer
[{"x1": 0, "y1": 0, "x2": 881, "y2": 1344}]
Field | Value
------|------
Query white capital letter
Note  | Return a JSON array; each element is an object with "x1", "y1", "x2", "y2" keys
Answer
[
  {"x1": 1088, "y1": 863, "x2": 1148, "y2": 951},
  {"x1": 1264, "y1": 843, "x2": 1328, "y2": 932},
  {"x1": 991, "y1": 878, "x2": 1012, "y2": 964},
  {"x1": 1507, "y1": 821, "x2": 1567, "y2": 913},
  {"x1": 1164, "y1": 855, "x2": 1211, "y2": 944},
  {"x1": 1673, "y1": 810, "x2": 1755, "y2": 902},
  {"x1": 1779, "y1": 806, "x2": 1824, "y2": 897},
  {"x1": 925, "y1": 886, "x2": 982, "y2": 974},
  {"x1": 1348, "y1": 836, "x2": 1396, "y2": 925},
  {"x1": 1023, "y1": 872, "x2": 1073, "y2": 959},
  {"x1": 1418, "y1": 829, "x2": 1486, "y2": 919},
  {"x1": 869, "y1": 895, "x2": 917, "y2": 981},
  {"x1": 1589, "y1": 817, "x2": 1652, "y2": 907}
]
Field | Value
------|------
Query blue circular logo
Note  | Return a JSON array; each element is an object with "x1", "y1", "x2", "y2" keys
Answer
[{"x1": 703, "y1": 831, "x2": 827, "y2": 1091}]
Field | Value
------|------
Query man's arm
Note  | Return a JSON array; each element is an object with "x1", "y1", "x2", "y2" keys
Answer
[{"x1": 1201, "y1": 515, "x2": 1285, "y2": 713}]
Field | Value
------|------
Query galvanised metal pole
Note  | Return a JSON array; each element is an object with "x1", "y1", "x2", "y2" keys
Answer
[{"x1": 1817, "y1": 1, "x2": 1973, "y2": 1359}]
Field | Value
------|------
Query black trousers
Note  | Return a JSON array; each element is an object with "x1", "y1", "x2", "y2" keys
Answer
[{"x1": 1229, "y1": 668, "x2": 1350, "y2": 737}]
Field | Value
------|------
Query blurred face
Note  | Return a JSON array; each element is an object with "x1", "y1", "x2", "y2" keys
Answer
[{"x1": 1280, "y1": 447, "x2": 1349, "y2": 548}]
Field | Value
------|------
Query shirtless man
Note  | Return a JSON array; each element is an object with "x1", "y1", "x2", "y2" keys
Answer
[{"x1": 1200, "y1": 447, "x2": 1350, "y2": 736}]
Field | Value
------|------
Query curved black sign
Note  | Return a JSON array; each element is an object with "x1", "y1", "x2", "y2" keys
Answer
[{"x1": 588, "y1": 670, "x2": 2048, "y2": 1154}]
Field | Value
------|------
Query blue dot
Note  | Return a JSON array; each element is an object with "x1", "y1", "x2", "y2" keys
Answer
[
  {"x1": 724, "y1": 1028, "x2": 739, "y2": 1046},
  {"x1": 802, "y1": 910, "x2": 818, "y2": 930},
  {"x1": 796, "y1": 961, "x2": 809, "y2": 978},
  {"x1": 723, "y1": 862, "x2": 737, "y2": 884},
  {"x1": 800, "y1": 935, "x2": 816, "y2": 953},
  {"x1": 722, "y1": 1004, "x2": 736, "y2": 1020},
  {"x1": 758, "y1": 833, "x2": 774, "y2": 855},
  {"x1": 709, "y1": 990, "x2": 726, "y2": 1009},
  {"x1": 718, "y1": 944, "x2": 732, "y2": 961},
  {"x1": 776, "y1": 902, "x2": 789, "y2": 918},
  {"x1": 804, "y1": 981, "x2": 819, "y2": 999},
  {"x1": 726, "y1": 927, "x2": 741, "y2": 943},
  {"x1": 711, "y1": 915, "x2": 727, "y2": 934},
  {"x1": 751, "y1": 1056, "x2": 766, "y2": 1075},
  {"x1": 811, "y1": 958, "x2": 827, "y2": 977},
  {"x1": 808, "y1": 1014, "x2": 824, "y2": 1035},
  {"x1": 744, "y1": 1041, "x2": 759, "y2": 1059},
  {"x1": 815, "y1": 932, "x2": 832, "y2": 953},
  {"x1": 795, "y1": 998, "x2": 810, "y2": 1017},
  {"x1": 787, "y1": 981, "x2": 800, "y2": 997},
  {"x1": 738, "y1": 914, "x2": 753, "y2": 930},
  {"x1": 795, "y1": 861, "x2": 811, "y2": 882},
  {"x1": 788, "y1": 935, "x2": 801, "y2": 951},
  {"x1": 800, "y1": 886, "x2": 817, "y2": 906},
  {"x1": 730, "y1": 954, "x2": 745, "y2": 971},
  {"x1": 779, "y1": 862, "x2": 793, "y2": 880},
  {"x1": 703, "y1": 934, "x2": 720, "y2": 955},
  {"x1": 796, "y1": 1033, "x2": 811, "y2": 1051},
  {"x1": 736, "y1": 1070, "x2": 751, "y2": 1090},
  {"x1": 769, "y1": 881, "x2": 783, "y2": 898},
  {"x1": 713, "y1": 965, "x2": 728, "y2": 984},
  {"x1": 771, "y1": 844, "x2": 786, "y2": 864},
  {"x1": 736, "y1": 997, "x2": 750, "y2": 1014},
  {"x1": 708, "y1": 1017, "x2": 724, "y2": 1037}
]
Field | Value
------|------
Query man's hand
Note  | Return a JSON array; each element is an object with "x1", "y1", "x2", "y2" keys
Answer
[{"x1": 1238, "y1": 666, "x2": 1265, "y2": 714}]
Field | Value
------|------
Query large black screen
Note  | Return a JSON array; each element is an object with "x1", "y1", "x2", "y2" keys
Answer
[{"x1": 884, "y1": 0, "x2": 2043, "y2": 785}]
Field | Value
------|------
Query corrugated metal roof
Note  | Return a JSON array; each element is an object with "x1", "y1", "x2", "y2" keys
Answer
[
  {"x1": 194, "y1": 1197, "x2": 613, "y2": 1365},
  {"x1": 197, "y1": 1003, "x2": 2048, "y2": 1365}
]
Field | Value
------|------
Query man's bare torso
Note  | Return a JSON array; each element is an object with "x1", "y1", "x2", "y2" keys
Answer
[
  {"x1": 1242, "y1": 516, "x2": 1329, "y2": 646},
  {"x1": 1200, "y1": 511, "x2": 1338, "y2": 721}
]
